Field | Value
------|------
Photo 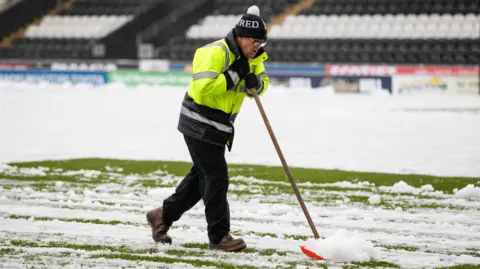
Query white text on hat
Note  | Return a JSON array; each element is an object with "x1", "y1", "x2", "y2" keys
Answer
[{"x1": 237, "y1": 20, "x2": 259, "y2": 28}]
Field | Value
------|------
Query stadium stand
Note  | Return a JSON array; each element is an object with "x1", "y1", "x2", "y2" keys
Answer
[
  {"x1": 300, "y1": 0, "x2": 479, "y2": 15},
  {"x1": 269, "y1": 14, "x2": 480, "y2": 39},
  {"x1": 58, "y1": 0, "x2": 158, "y2": 16},
  {"x1": 24, "y1": 15, "x2": 133, "y2": 39},
  {"x1": 0, "y1": 0, "x2": 7, "y2": 11},
  {"x1": 156, "y1": 0, "x2": 480, "y2": 64},
  {"x1": 0, "y1": 0, "x2": 17, "y2": 11},
  {"x1": 152, "y1": 0, "x2": 296, "y2": 61},
  {"x1": 137, "y1": 0, "x2": 215, "y2": 59},
  {"x1": 0, "y1": 0, "x2": 479, "y2": 65}
]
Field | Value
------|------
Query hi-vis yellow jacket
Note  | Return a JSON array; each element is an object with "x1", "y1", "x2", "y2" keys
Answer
[{"x1": 178, "y1": 31, "x2": 269, "y2": 151}]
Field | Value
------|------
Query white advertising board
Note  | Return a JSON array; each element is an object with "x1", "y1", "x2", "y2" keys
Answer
[{"x1": 392, "y1": 75, "x2": 479, "y2": 95}]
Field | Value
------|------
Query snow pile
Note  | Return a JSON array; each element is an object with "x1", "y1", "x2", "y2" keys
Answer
[
  {"x1": 83, "y1": 170, "x2": 102, "y2": 178},
  {"x1": 147, "y1": 187, "x2": 174, "y2": 198},
  {"x1": 123, "y1": 175, "x2": 138, "y2": 184},
  {"x1": 83, "y1": 189, "x2": 96, "y2": 197},
  {"x1": 379, "y1": 181, "x2": 439, "y2": 195},
  {"x1": 386, "y1": 181, "x2": 417, "y2": 193},
  {"x1": 268, "y1": 204, "x2": 293, "y2": 215},
  {"x1": 420, "y1": 184, "x2": 434, "y2": 192},
  {"x1": 105, "y1": 166, "x2": 123, "y2": 172},
  {"x1": 368, "y1": 195, "x2": 382, "y2": 204},
  {"x1": 302, "y1": 229, "x2": 379, "y2": 262},
  {"x1": 0, "y1": 163, "x2": 12, "y2": 173},
  {"x1": 454, "y1": 184, "x2": 480, "y2": 199},
  {"x1": 0, "y1": 164, "x2": 48, "y2": 177},
  {"x1": 314, "y1": 181, "x2": 374, "y2": 189}
]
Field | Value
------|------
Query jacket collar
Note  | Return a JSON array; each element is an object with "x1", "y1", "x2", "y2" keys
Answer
[{"x1": 224, "y1": 29, "x2": 242, "y2": 58}]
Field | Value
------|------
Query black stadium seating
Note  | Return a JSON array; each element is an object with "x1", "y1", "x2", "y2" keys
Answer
[
  {"x1": 0, "y1": 0, "x2": 478, "y2": 65},
  {"x1": 155, "y1": 37, "x2": 480, "y2": 65},
  {"x1": 302, "y1": 0, "x2": 479, "y2": 15},
  {"x1": 60, "y1": 0, "x2": 158, "y2": 16},
  {"x1": 152, "y1": 0, "x2": 480, "y2": 64}
]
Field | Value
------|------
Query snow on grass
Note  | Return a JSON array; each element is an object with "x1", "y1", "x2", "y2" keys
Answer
[
  {"x1": 1, "y1": 163, "x2": 480, "y2": 268},
  {"x1": 231, "y1": 176, "x2": 374, "y2": 190},
  {"x1": 368, "y1": 195, "x2": 382, "y2": 205},
  {"x1": 378, "y1": 180, "x2": 437, "y2": 195},
  {"x1": 454, "y1": 184, "x2": 480, "y2": 199},
  {"x1": 0, "y1": 164, "x2": 49, "y2": 177}
]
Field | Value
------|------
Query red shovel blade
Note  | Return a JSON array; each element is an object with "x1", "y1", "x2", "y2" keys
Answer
[{"x1": 300, "y1": 245, "x2": 326, "y2": 260}]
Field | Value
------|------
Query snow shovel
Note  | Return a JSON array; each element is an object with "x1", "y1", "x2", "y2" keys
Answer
[{"x1": 249, "y1": 88, "x2": 325, "y2": 261}]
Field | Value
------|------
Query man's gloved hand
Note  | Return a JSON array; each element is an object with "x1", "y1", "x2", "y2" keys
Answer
[
  {"x1": 224, "y1": 57, "x2": 249, "y2": 90},
  {"x1": 245, "y1": 73, "x2": 261, "y2": 96}
]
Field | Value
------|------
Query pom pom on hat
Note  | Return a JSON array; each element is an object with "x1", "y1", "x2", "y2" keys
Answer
[{"x1": 247, "y1": 5, "x2": 260, "y2": 16}]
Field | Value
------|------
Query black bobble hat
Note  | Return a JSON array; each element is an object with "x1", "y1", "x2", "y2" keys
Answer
[{"x1": 234, "y1": 5, "x2": 267, "y2": 40}]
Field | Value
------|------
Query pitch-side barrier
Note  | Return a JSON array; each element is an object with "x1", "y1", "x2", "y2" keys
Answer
[{"x1": 0, "y1": 60, "x2": 478, "y2": 95}]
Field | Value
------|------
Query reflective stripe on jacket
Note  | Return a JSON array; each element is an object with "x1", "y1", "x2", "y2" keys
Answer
[{"x1": 178, "y1": 30, "x2": 269, "y2": 151}]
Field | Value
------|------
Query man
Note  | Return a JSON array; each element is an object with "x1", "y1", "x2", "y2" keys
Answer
[{"x1": 146, "y1": 5, "x2": 269, "y2": 252}]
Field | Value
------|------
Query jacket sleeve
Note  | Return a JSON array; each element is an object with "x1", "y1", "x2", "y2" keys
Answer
[
  {"x1": 255, "y1": 63, "x2": 269, "y2": 96},
  {"x1": 190, "y1": 45, "x2": 230, "y2": 96}
]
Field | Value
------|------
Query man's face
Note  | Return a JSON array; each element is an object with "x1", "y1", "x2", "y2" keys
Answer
[{"x1": 238, "y1": 37, "x2": 267, "y2": 58}]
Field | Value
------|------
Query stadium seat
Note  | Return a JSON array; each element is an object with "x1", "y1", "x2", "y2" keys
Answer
[
  {"x1": 1, "y1": 0, "x2": 479, "y2": 64},
  {"x1": 24, "y1": 15, "x2": 133, "y2": 39}
]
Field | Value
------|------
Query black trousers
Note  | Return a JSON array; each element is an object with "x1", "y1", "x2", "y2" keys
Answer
[{"x1": 162, "y1": 135, "x2": 230, "y2": 244}]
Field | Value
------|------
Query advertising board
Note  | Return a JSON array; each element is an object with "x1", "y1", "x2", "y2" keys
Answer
[
  {"x1": 0, "y1": 61, "x2": 31, "y2": 70},
  {"x1": 0, "y1": 70, "x2": 108, "y2": 85},
  {"x1": 139, "y1": 60, "x2": 169, "y2": 72},
  {"x1": 392, "y1": 75, "x2": 479, "y2": 95},
  {"x1": 326, "y1": 64, "x2": 397, "y2": 76},
  {"x1": 169, "y1": 61, "x2": 327, "y2": 76},
  {"x1": 326, "y1": 64, "x2": 479, "y2": 77},
  {"x1": 50, "y1": 62, "x2": 118, "y2": 71},
  {"x1": 269, "y1": 75, "x2": 392, "y2": 94},
  {"x1": 0, "y1": 59, "x2": 138, "y2": 71},
  {"x1": 395, "y1": 66, "x2": 479, "y2": 76},
  {"x1": 108, "y1": 71, "x2": 191, "y2": 87}
]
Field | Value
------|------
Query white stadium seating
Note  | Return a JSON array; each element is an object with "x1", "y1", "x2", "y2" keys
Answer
[
  {"x1": 24, "y1": 15, "x2": 133, "y2": 39},
  {"x1": 0, "y1": 0, "x2": 9, "y2": 10},
  {"x1": 186, "y1": 15, "x2": 242, "y2": 39},
  {"x1": 186, "y1": 13, "x2": 480, "y2": 39}
]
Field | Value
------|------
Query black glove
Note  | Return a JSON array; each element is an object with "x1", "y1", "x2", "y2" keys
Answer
[
  {"x1": 245, "y1": 73, "x2": 261, "y2": 94},
  {"x1": 224, "y1": 57, "x2": 249, "y2": 90}
]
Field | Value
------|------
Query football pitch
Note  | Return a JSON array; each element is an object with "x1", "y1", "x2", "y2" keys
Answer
[{"x1": 1, "y1": 159, "x2": 479, "y2": 269}]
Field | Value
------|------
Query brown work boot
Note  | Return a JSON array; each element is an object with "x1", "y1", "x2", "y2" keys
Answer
[
  {"x1": 208, "y1": 234, "x2": 247, "y2": 252},
  {"x1": 146, "y1": 207, "x2": 172, "y2": 244}
]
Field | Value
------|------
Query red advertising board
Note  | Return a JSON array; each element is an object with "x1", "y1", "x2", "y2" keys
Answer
[
  {"x1": 0, "y1": 62, "x2": 31, "y2": 70},
  {"x1": 326, "y1": 64, "x2": 479, "y2": 77},
  {"x1": 396, "y1": 66, "x2": 479, "y2": 76},
  {"x1": 326, "y1": 64, "x2": 397, "y2": 76}
]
